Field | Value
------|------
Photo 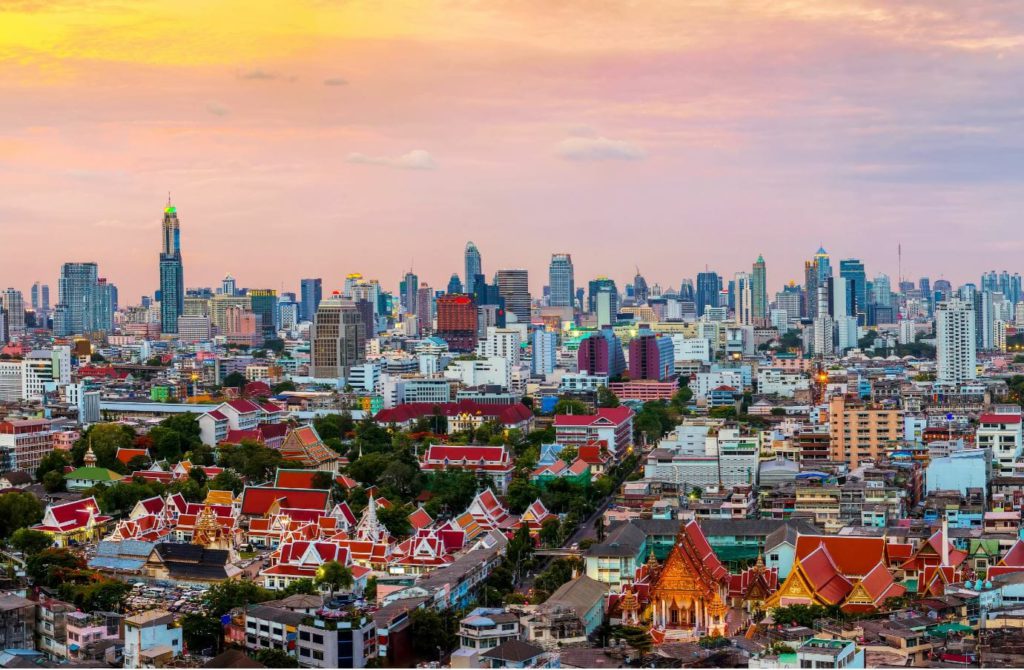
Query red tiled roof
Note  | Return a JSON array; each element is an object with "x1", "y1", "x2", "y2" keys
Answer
[
  {"x1": 240, "y1": 487, "x2": 330, "y2": 516},
  {"x1": 374, "y1": 400, "x2": 533, "y2": 426},
  {"x1": 206, "y1": 410, "x2": 228, "y2": 421},
  {"x1": 553, "y1": 406, "x2": 634, "y2": 426},
  {"x1": 796, "y1": 535, "x2": 887, "y2": 578},
  {"x1": 226, "y1": 399, "x2": 261, "y2": 414},
  {"x1": 116, "y1": 448, "x2": 149, "y2": 465},
  {"x1": 799, "y1": 545, "x2": 853, "y2": 604},
  {"x1": 408, "y1": 507, "x2": 433, "y2": 530},
  {"x1": 979, "y1": 414, "x2": 1022, "y2": 424}
]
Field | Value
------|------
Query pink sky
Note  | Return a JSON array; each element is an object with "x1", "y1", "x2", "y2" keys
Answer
[{"x1": 2, "y1": 1, "x2": 1023, "y2": 303}]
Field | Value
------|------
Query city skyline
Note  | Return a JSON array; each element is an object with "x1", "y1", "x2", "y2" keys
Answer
[{"x1": 3, "y1": 2, "x2": 1024, "y2": 300}]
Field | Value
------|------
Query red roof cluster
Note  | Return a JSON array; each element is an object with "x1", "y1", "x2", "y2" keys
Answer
[{"x1": 553, "y1": 406, "x2": 633, "y2": 426}]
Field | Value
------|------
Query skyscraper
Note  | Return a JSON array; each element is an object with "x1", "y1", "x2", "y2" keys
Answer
[
  {"x1": 447, "y1": 273, "x2": 463, "y2": 295},
  {"x1": 30, "y1": 282, "x2": 49, "y2": 315},
  {"x1": 401, "y1": 270, "x2": 418, "y2": 314},
  {"x1": 310, "y1": 293, "x2": 366, "y2": 380},
  {"x1": 221, "y1": 274, "x2": 237, "y2": 296},
  {"x1": 0, "y1": 289, "x2": 25, "y2": 334},
  {"x1": 464, "y1": 241, "x2": 482, "y2": 296},
  {"x1": 436, "y1": 293, "x2": 478, "y2": 351},
  {"x1": 57, "y1": 262, "x2": 100, "y2": 335},
  {"x1": 158, "y1": 199, "x2": 184, "y2": 334},
  {"x1": 548, "y1": 254, "x2": 575, "y2": 308},
  {"x1": 695, "y1": 271, "x2": 720, "y2": 318},
  {"x1": 495, "y1": 269, "x2": 530, "y2": 323},
  {"x1": 300, "y1": 278, "x2": 323, "y2": 322},
  {"x1": 839, "y1": 258, "x2": 866, "y2": 324},
  {"x1": 751, "y1": 255, "x2": 767, "y2": 326},
  {"x1": 814, "y1": 246, "x2": 832, "y2": 284},
  {"x1": 633, "y1": 269, "x2": 649, "y2": 304},
  {"x1": 248, "y1": 289, "x2": 279, "y2": 341},
  {"x1": 936, "y1": 298, "x2": 977, "y2": 383},
  {"x1": 416, "y1": 283, "x2": 434, "y2": 335},
  {"x1": 734, "y1": 272, "x2": 752, "y2": 325}
]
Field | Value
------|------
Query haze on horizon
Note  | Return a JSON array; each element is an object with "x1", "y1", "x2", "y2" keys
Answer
[{"x1": 2, "y1": 1, "x2": 1023, "y2": 302}]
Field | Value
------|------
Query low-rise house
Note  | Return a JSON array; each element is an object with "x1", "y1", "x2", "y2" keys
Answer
[
  {"x1": 0, "y1": 594, "x2": 35, "y2": 651},
  {"x1": 583, "y1": 522, "x2": 647, "y2": 590},
  {"x1": 451, "y1": 608, "x2": 522, "y2": 668},
  {"x1": 123, "y1": 610, "x2": 182, "y2": 669},
  {"x1": 420, "y1": 445, "x2": 515, "y2": 493}
]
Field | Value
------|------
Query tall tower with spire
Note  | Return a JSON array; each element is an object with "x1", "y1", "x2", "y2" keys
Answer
[{"x1": 159, "y1": 196, "x2": 184, "y2": 334}]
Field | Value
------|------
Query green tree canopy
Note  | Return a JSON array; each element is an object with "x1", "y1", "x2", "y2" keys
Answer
[{"x1": 0, "y1": 491, "x2": 44, "y2": 539}]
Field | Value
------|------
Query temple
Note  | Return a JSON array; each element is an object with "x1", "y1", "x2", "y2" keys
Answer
[{"x1": 648, "y1": 520, "x2": 730, "y2": 637}]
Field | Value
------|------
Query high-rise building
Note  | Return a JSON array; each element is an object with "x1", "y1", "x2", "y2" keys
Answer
[
  {"x1": 734, "y1": 273, "x2": 752, "y2": 325},
  {"x1": 628, "y1": 330, "x2": 675, "y2": 380},
  {"x1": 158, "y1": 200, "x2": 184, "y2": 335},
  {"x1": 936, "y1": 298, "x2": 977, "y2": 384},
  {"x1": 695, "y1": 272, "x2": 720, "y2": 318},
  {"x1": 633, "y1": 269, "x2": 649, "y2": 304},
  {"x1": 30, "y1": 282, "x2": 49, "y2": 317},
  {"x1": 221, "y1": 274, "x2": 237, "y2": 296},
  {"x1": 0, "y1": 289, "x2": 25, "y2": 334},
  {"x1": 57, "y1": 262, "x2": 101, "y2": 335},
  {"x1": 447, "y1": 273, "x2": 463, "y2": 295},
  {"x1": 839, "y1": 259, "x2": 866, "y2": 324},
  {"x1": 465, "y1": 241, "x2": 482, "y2": 296},
  {"x1": 436, "y1": 294, "x2": 478, "y2": 351},
  {"x1": 311, "y1": 294, "x2": 366, "y2": 380},
  {"x1": 531, "y1": 329, "x2": 557, "y2": 376},
  {"x1": 775, "y1": 283, "x2": 802, "y2": 327},
  {"x1": 803, "y1": 259, "x2": 817, "y2": 319},
  {"x1": 495, "y1": 269, "x2": 530, "y2": 323},
  {"x1": 548, "y1": 254, "x2": 575, "y2": 308},
  {"x1": 751, "y1": 255, "x2": 767, "y2": 326},
  {"x1": 587, "y1": 278, "x2": 618, "y2": 315},
  {"x1": 95, "y1": 279, "x2": 116, "y2": 332},
  {"x1": 400, "y1": 271, "x2": 418, "y2": 314},
  {"x1": 577, "y1": 328, "x2": 626, "y2": 378},
  {"x1": 300, "y1": 278, "x2": 322, "y2": 322},
  {"x1": 814, "y1": 246, "x2": 832, "y2": 284},
  {"x1": 248, "y1": 289, "x2": 279, "y2": 341},
  {"x1": 416, "y1": 283, "x2": 434, "y2": 336}
]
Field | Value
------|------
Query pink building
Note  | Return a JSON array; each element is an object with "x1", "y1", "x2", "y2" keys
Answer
[
  {"x1": 554, "y1": 406, "x2": 634, "y2": 457},
  {"x1": 53, "y1": 429, "x2": 80, "y2": 451},
  {"x1": 223, "y1": 306, "x2": 262, "y2": 347}
]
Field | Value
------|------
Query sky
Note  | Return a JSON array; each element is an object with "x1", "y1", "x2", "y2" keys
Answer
[{"x1": 2, "y1": 1, "x2": 1024, "y2": 303}]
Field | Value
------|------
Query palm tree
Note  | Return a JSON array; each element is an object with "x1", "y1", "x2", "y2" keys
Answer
[{"x1": 315, "y1": 560, "x2": 353, "y2": 602}]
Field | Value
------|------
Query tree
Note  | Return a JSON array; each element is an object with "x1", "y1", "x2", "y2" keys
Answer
[
  {"x1": 314, "y1": 412, "x2": 355, "y2": 441},
  {"x1": 410, "y1": 609, "x2": 457, "y2": 662},
  {"x1": 378, "y1": 503, "x2": 413, "y2": 536},
  {"x1": 42, "y1": 470, "x2": 66, "y2": 493},
  {"x1": 205, "y1": 578, "x2": 274, "y2": 617},
  {"x1": 615, "y1": 625, "x2": 653, "y2": 655},
  {"x1": 61, "y1": 578, "x2": 131, "y2": 612},
  {"x1": 539, "y1": 517, "x2": 562, "y2": 548},
  {"x1": 26, "y1": 548, "x2": 84, "y2": 587},
  {"x1": 36, "y1": 449, "x2": 71, "y2": 481},
  {"x1": 311, "y1": 471, "x2": 334, "y2": 491},
  {"x1": 189, "y1": 467, "x2": 208, "y2": 487},
  {"x1": 181, "y1": 613, "x2": 222, "y2": 655},
  {"x1": 209, "y1": 469, "x2": 244, "y2": 495},
  {"x1": 280, "y1": 579, "x2": 318, "y2": 596},
  {"x1": 10, "y1": 529, "x2": 53, "y2": 555},
  {"x1": 315, "y1": 561, "x2": 353, "y2": 600},
  {"x1": 125, "y1": 454, "x2": 151, "y2": 472},
  {"x1": 0, "y1": 491, "x2": 44, "y2": 539},
  {"x1": 553, "y1": 397, "x2": 589, "y2": 415},
  {"x1": 506, "y1": 478, "x2": 541, "y2": 514},
  {"x1": 71, "y1": 423, "x2": 135, "y2": 470},
  {"x1": 223, "y1": 372, "x2": 247, "y2": 390},
  {"x1": 597, "y1": 386, "x2": 620, "y2": 408},
  {"x1": 252, "y1": 649, "x2": 298, "y2": 668},
  {"x1": 218, "y1": 440, "x2": 283, "y2": 483},
  {"x1": 271, "y1": 381, "x2": 296, "y2": 395}
]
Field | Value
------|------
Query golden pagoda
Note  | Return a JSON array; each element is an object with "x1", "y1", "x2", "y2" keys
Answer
[{"x1": 192, "y1": 505, "x2": 229, "y2": 550}]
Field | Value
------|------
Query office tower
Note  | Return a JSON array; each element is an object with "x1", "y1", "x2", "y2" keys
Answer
[
  {"x1": 495, "y1": 269, "x2": 530, "y2": 323},
  {"x1": 158, "y1": 200, "x2": 184, "y2": 334},
  {"x1": 222, "y1": 274, "x2": 237, "y2": 296},
  {"x1": 400, "y1": 271, "x2": 418, "y2": 314},
  {"x1": 248, "y1": 289, "x2": 279, "y2": 341},
  {"x1": 595, "y1": 289, "x2": 615, "y2": 327},
  {"x1": 633, "y1": 269, "x2": 649, "y2": 304},
  {"x1": 95, "y1": 279, "x2": 116, "y2": 332},
  {"x1": 936, "y1": 298, "x2": 977, "y2": 383},
  {"x1": 871, "y1": 274, "x2": 892, "y2": 307},
  {"x1": 278, "y1": 298, "x2": 299, "y2": 331},
  {"x1": 812, "y1": 313, "x2": 835, "y2": 357},
  {"x1": 629, "y1": 330, "x2": 674, "y2": 380},
  {"x1": 933, "y1": 279, "x2": 952, "y2": 302},
  {"x1": 57, "y1": 262, "x2": 100, "y2": 335},
  {"x1": 415, "y1": 283, "x2": 434, "y2": 336},
  {"x1": 0, "y1": 289, "x2": 25, "y2": 334},
  {"x1": 751, "y1": 255, "x2": 767, "y2": 326},
  {"x1": 300, "y1": 278, "x2": 323, "y2": 322},
  {"x1": 803, "y1": 260, "x2": 818, "y2": 319},
  {"x1": 775, "y1": 284, "x2": 802, "y2": 326},
  {"x1": 436, "y1": 294, "x2": 478, "y2": 351},
  {"x1": 587, "y1": 278, "x2": 618, "y2": 314},
  {"x1": 726, "y1": 278, "x2": 736, "y2": 312},
  {"x1": 447, "y1": 274, "x2": 463, "y2": 295},
  {"x1": 975, "y1": 290, "x2": 995, "y2": 351},
  {"x1": 679, "y1": 279, "x2": 695, "y2": 302},
  {"x1": 0, "y1": 308, "x2": 6, "y2": 344},
  {"x1": 549, "y1": 254, "x2": 575, "y2": 308},
  {"x1": 734, "y1": 272, "x2": 752, "y2": 325},
  {"x1": 464, "y1": 241, "x2": 482, "y2": 296},
  {"x1": 832, "y1": 277, "x2": 850, "y2": 320},
  {"x1": 577, "y1": 328, "x2": 626, "y2": 378},
  {"x1": 311, "y1": 294, "x2": 366, "y2": 379},
  {"x1": 814, "y1": 246, "x2": 832, "y2": 284},
  {"x1": 30, "y1": 282, "x2": 49, "y2": 318},
  {"x1": 531, "y1": 329, "x2": 557, "y2": 376},
  {"x1": 695, "y1": 271, "x2": 720, "y2": 318}
]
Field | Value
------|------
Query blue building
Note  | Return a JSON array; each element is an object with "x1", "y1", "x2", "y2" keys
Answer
[{"x1": 158, "y1": 201, "x2": 184, "y2": 335}]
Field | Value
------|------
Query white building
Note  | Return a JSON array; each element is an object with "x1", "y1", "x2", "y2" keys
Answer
[
  {"x1": 123, "y1": 610, "x2": 183, "y2": 669},
  {"x1": 476, "y1": 327, "x2": 522, "y2": 366},
  {"x1": 695, "y1": 370, "x2": 743, "y2": 401},
  {"x1": 977, "y1": 411, "x2": 1023, "y2": 477},
  {"x1": 444, "y1": 356, "x2": 511, "y2": 389},
  {"x1": 671, "y1": 336, "x2": 712, "y2": 364},
  {"x1": 936, "y1": 298, "x2": 977, "y2": 383},
  {"x1": 757, "y1": 368, "x2": 810, "y2": 398},
  {"x1": 531, "y1": 330, "x2": 557, "y2": 376}
]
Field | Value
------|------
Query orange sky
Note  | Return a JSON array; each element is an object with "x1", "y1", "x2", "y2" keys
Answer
[{"x1": 2, "y1": 1, "x2": 1023, "y2": 300}]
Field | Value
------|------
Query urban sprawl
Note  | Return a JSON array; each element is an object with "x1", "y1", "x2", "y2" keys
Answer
[{"x1": 2, "y1": 204, "x2": 1024, "y2": 669}]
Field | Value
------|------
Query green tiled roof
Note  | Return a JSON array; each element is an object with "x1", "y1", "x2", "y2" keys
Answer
[{"x1": 65, "y1": 467, "x2": 123, "y2": 481}]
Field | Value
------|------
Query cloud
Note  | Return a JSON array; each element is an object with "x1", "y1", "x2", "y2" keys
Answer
[
  {"x1": 323, "y1": 76, "x2": 348, "y2": 86},
  {"x1": 206, "y1": 101, "x2": 229, "y2": 116},
  {"x1": 345, "y1": 150, "x2": 437, "y2": 170},
  {"x1": 555, "y1": 135, "x2": 645, "y2": 161},
  {"x1": 237, "y1": 68, "x2": 295, "y2": 82}
]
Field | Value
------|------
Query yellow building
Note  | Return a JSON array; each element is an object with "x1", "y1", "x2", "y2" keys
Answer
[{"x1": 828, "y1": 395, "x2": 903, "y2": 468}]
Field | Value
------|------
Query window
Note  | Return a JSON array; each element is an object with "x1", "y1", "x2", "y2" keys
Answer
[
  {"x1": 300, "y1": 648, "x2": 310, "y2": 657},
  {"x1": 300, "y1": 631, "x2": 310, "y2": 641},
  {"x1": 313, "y1": 634, "x2": 324, "y2": 644},
  {"x1": 313, "y1": 651, "x2": 324, "y2": 661}
]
